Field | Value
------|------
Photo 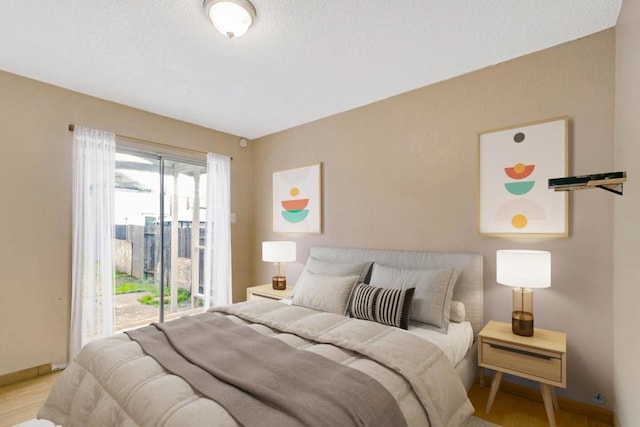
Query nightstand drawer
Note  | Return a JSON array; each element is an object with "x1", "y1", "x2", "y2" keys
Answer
[
  {"x1": 248, "y1": 293, "x2": 279, "y2": 302},
  {"x1": 246, "y1": 284, "x2": 293, "y2": 302},
  {"x1": 481, "y1": 339, "x2": 562, "y2": 383}
]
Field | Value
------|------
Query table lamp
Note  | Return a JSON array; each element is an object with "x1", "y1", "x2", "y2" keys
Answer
[
  {"x1": 262, "y1": 241, "x2": 296, "y2": 290},
  {"x1": 496, "y1": 249, "x2": 551, "y2": 337}
]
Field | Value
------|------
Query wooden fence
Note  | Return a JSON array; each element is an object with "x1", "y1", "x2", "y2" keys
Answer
[{"x1": 115, "y1": 221, "x2": 205, "y2": 289}]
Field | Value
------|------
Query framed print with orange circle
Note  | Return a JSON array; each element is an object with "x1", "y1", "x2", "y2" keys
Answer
[
  {"x1": 273, "y1": 163, "x2": 322, "y2": 233},
  {"x1": 478, "y1": 117, "x2": 568, "y2": 237}
]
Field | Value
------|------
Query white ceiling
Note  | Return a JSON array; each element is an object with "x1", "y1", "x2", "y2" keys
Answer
[{"x1": 0, "y1": 1, "x2": 622, "y2": 140}]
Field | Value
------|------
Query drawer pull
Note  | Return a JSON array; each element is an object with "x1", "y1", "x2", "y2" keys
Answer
[{"x1": 488, "y1": 343, "x2": 554, "y2": 360}]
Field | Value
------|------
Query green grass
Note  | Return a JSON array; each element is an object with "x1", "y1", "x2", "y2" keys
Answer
[
  {"x1": 115, "y1": 270, "x2": 156, "y2": 294},
  {"x1": 138, "y1": 288, "x2": 191, "y2": 307},
  {"x1": 116, "y1": 271, "x2": 193, "y2": 307},
  {"x1": 115, "y1": 282, "x2": 157, "y2": 294}
]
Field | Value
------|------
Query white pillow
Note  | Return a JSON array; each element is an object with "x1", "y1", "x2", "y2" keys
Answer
[
  {"x1": 369, "y1": 263, "x2": 459, "y2": 332},
  {"x1": 292, "y1": 272, "x2": 359, "y2": 315},
  {"x1": 449, "y1": 300, "x2": 466, "y2": 323}
]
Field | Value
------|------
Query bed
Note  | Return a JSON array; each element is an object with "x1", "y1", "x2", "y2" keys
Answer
[{"x1": 38, "y1": 246, "x2": 483, "y2": 427}]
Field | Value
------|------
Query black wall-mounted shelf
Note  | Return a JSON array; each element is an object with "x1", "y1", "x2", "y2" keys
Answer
[{"x1": 548, "y1": 171, "x2": 627, "y2": 195}]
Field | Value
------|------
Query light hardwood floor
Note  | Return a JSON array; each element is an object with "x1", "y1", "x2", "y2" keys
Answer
[
  {"x1": 0, "y1": 371, "x2": 62, "y2": 427},
  {"x1": 0, "y1": 371, "x2": 614, "y2": 427},
  {"x1": 468, "y1": 383, "x2": 613, "y2": 427}
]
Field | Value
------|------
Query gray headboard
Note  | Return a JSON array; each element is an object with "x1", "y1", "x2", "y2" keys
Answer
[{"x1": 310, "y1": 246, "x2": 484, "y2": 336}]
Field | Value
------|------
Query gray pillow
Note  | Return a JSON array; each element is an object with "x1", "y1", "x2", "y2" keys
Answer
[
  {"x1": 369, "y1": 263, "x2": 460, "y2": 332},
  {"x1": 293, "y1": 257, "x2": 372, "y2": 298},
  {"x1": 302, "y1": 256, "x2": 371, "y2": 282},
  {"x1": 292, "y1": 272, "x2": 359, "y2": 315}
]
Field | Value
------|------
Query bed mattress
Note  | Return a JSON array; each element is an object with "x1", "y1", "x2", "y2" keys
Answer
[{"x1": 407, "y1": 320, "x2": 474, "y2": 366}]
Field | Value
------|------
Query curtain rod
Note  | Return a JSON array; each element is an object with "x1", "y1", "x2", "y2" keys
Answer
[{"x1": 68, "y1": 124, "x2": 232, "y2": 159}]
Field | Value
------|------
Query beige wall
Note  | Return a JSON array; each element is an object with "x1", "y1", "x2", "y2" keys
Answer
[
  {"x1": 614, "y1": 1, "x2": 640, "y2": 424},
  {"x1": 0, "y1": 70, "x2": 254, "y2": 375},
  {"x1": 0, "y1": 22, "x2": 624, "y2": 413},
  {"x1": 253, "y1": 30, "x2": 616, "y2": 407}
]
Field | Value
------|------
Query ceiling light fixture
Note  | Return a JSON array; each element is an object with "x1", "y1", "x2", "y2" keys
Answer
[{"x1": 203, "y1": 0, "x2": 256, "y2": 39}]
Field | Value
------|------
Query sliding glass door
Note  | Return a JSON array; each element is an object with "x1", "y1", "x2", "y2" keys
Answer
[{"x1": 114, "y1": 150, "x2": 206, "y2": 330}]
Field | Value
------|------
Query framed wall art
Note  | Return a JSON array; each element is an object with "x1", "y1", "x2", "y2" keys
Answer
[
  {"x1": 273, "y1": 163, "x2": 322, "y2": 233},
  {"x1": 478, "y1": 117, "x2": 568, "y2": 237}
]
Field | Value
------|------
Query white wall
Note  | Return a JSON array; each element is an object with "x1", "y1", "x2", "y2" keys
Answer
[{"x1": 614, "y1": 1, "x2": 640, "y2": 425}]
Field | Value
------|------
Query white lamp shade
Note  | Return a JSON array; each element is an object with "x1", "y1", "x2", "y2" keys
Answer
[
  {"x1": 204, "y1": 0, "x2": 256, "y2": 39},
  {"x1": 496, "y1": 250, "x2": 551, "y2": 288},
  {"x1": 262, "y1": 241, "x2": 296, "y2": 263}
]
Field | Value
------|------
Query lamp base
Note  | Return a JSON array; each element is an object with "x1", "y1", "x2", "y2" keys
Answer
[
  {"x1": 272, "y1": 276, "x2": 286, "y2": 290},
  {"x1": 512, "y1": 311, "x2": 534, "y2": 336}
]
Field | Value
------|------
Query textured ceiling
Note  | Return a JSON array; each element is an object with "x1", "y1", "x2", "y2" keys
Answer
[{"x1": 0, "y1": 1, "x2": 622, "y2": 139}]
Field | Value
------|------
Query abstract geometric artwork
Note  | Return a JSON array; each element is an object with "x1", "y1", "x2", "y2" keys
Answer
[
  {"x1": 478, "y1": 117, "x2": 568, "y2": 237},
  {"x1": 273, "y1": 163, "x2": 322, "y2": 233}
]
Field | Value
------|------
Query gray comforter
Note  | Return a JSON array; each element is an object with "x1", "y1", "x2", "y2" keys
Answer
[
  {"x1": 38, "y1": 301, "x2": 473, "y2": 426},
  {"x1": 125, "y1": 314, "x2": 406, "y2": 427}
]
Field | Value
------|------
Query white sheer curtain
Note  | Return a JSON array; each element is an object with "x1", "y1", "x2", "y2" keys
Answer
[
  {"x1": 203, "y1": 153, "x2": 232, "y2": 308},
  {"x1": 70, "y1": 126, "x2": 116, "y2": 361}
]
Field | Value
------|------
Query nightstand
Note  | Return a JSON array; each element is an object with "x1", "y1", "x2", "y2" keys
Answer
[
  {"x1": 478, "y1": 320, "x2": 566, "y2": 427},
  {"x1": 246, "y1": 284, "x2": 293, "y2": 302}
]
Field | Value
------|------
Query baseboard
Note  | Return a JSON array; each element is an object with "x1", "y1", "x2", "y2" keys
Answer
[
  {"x1": 0, "y1": 363, "x2": 52, "y2": 388},
  {"x1": 479, "y1": 373, "x2": 614, "y2": 425}
]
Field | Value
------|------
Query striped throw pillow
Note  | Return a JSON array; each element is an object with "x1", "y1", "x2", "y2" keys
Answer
[{"x1": 350, "y1": 283, "x2": 415, "y2": 329}]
